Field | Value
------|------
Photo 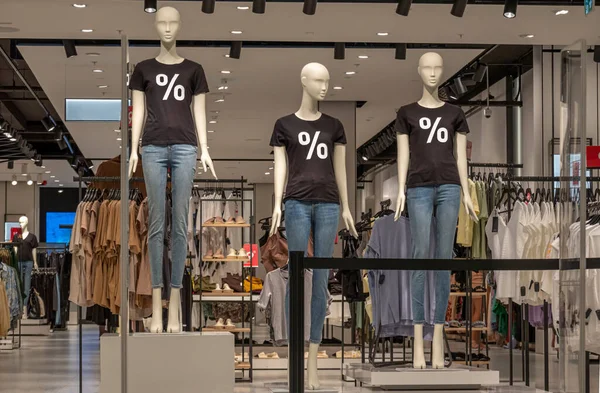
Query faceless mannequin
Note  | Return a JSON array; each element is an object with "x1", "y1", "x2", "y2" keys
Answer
[
  {"x1": 395, "y1": 52, "x2": 478, "y2": 369},
  {"x1": 14, "y1": 216, "x2": 37, "y2": 318},
  {"x1": 270, "y1": 62, "x2": 357, "y2": 390},
  {"x1": 129, "y1": 6, "x2": 217, "y2": 334}
]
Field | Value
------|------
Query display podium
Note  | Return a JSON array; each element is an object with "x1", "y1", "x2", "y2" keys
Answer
[{"x1": 100, "y1": 332, "x2": 234, "y2": 393}]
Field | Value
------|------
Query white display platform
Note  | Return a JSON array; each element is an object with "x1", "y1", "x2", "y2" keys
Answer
[
  {"x1": 100, "y1": 332, "x2": 234, "y2": 393},
  {"x1": 20, "y1": 319, "x2": 51, "y2": 335},
  {"x1": 266, "y1": 381, "x2": 338, "y2": 392},
  {"x1": 344, "y1": 363, "x2": 499, "y2": 390}
]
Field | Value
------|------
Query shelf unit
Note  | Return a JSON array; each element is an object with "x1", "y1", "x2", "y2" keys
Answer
[{"x1": 194, "y1": 179, "x2": 256, "y2": 383}]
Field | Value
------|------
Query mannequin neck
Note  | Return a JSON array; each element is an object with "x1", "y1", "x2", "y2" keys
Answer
[
  {"x1": 296, "y1": 90, "x2": 321, "y2": 121},
  {"x1": 418, "y1": 85, "x2": 444, "y2": 108},
  {"x1": 22, "y1": 227, "x2": 29, "y2": 237},
  {"x1": 156, "y1": 41, "x2": 183, "y2": 64}
]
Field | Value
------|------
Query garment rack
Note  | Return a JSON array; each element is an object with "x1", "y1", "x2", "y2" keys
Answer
[
  {"x1": 0, "y1": 241, "x2": 22, "y2": 349},
  {"x1": 73, "y1": 176, "x2": 247, "y2": 183}
]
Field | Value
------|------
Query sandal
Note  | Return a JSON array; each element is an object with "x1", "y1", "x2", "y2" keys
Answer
[
  {"x1": 451, "y1": 283, "x2": 461, "y2": 292},
  {"x1": 472, "y1": 286, "x2": 486, "y2": 293},
  {"x1": 235, "y1": 216, "x2": 246, "y2": 224}
]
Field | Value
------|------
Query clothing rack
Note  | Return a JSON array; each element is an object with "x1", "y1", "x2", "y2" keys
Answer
[
  {"x1": 508, "y1": 176, "x2": 600, "y2": 182},
  {"x1": 468, "y1": 162, "x2": 524, "y2": 169},
  {"x1": 0, "y1": 241, "x2": 22, "y2": 349},
  {"x1": 73, "y1": 176, "x2": 247, "y2": 184}
]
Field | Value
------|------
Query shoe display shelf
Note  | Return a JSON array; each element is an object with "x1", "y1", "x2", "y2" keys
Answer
[{"x1": 194, "y1": 178, "x2": 256, "y2": 383}]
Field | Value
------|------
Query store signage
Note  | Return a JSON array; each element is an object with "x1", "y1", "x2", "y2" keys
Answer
[
  {"x1": 243, "y1": 243, "x2": 258, "y2": 267},
  {"x1": 587, "y1": 146, "x2": 600, "y2": 168}
]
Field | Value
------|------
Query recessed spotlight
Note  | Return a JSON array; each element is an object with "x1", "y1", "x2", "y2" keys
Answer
[
  {"x1": 358, "y1": 55, "x2": 369, "y2": 59},
  {"x1": 333, "y1": 86, "x2": 343, "y2": 90},
  {"x1": 555, "y1": 9, "x2": 569, "y2": 15},
  {"x1": 81, "y1": 29, "x2": 94, "y2": 33},
  {"x1": 50, "y1": 175, "x2": 56, "y2": 178},
  {"x1": 362, "y1": 156, "x2": 369, "y2": 161},
  {"x1": 237, "y1": 6, "x2": 249, "y2": 10},
  {"x1": 86, "y1": 52, "x2": 100, "y2": 57},
  {"x1": 519, "y1": 34, "x2": 535, "y2": 38},
  {"x1": 59, "y1": 184, "x2": 64, "y2": 187},
  {"x1": 231, "y1": 30, "x2": 243, "y2": 34},
  {"x1": 54, "y1": 179, "x2": 59, "y2": 182},
  {"x1": 93, "y1": 69, "x2": 103, "y2": 73},
  {"x1": 215, "y1": 98, "x2": 225, "y2": 103},
  {"x1": 377, "y1": 32, "x2": 389, "y2": 36},
  {"x1": 265, "y1": 172, "x2": 271, "y2": 175},
  {"x1": 208, "y1": 130, "x2": 215, "y2": 133},
  {"x1": 45, "y1": 170, "x2": 51, "y2": 174},
  {"x1": 73, "y1": 3, "x2": 87, "y2": 8},
  {"x1": 224, "y1": 54, "x2": 230, "y2": 58},
  {"x1": 221, "y1": 70, "x2": 231, "y2": 74},
  {"x1": 114, "y1": 129, "x2": 120, "y2": 133},
  {"x1": 116, "y1": 137, "x2": 122, "y2": 141},
  {"x1": 58, "y1": 189, "x2": 64, "y2": 193},
  {"x1": 345, "y1": 71, "x2": 356, "y2": 75},
  {"x1": 209, "y1": 120, "x2": 217, "y2": 124},
  {"x1": 218, "y1": 86, "x2": 228, "y2": 90},
  {"x1": 269, "y1": 167, "x2": 274, "y2": 170},
  {"x1": 9, "y1": 137, "x2": 16, "y2": 141},
  {"x1": 98, "y1": 85, "x2": 108, "y2": 89}
]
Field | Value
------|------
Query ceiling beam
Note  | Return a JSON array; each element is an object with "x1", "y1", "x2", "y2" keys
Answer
[{"x1": 0, "y1": 92, "x2": 27, "y2": 128}]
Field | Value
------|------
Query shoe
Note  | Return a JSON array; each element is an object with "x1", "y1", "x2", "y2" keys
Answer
[
  {"x1": 267, "y1": 352, "x2": 279, "y2": 359},
  {"x1": 227, "y1": 249, "x2": 238, "y2": 258},
  {"x1": 238, "y1": 248, "x2": 248, "y2": 259},
  {"x1": 203, "y1": 218, "x2": 215, "y2": 225},
  {"x1": 214, "y1": 318, "x2": 225, "y2": 329},
  {"x1": 318, "y1": 351, "x2": 329, "y2": 358},
  {"x1": 235, "y1": 216, "x2": 246, "y2": 224},
  {"x1": 222, "y1": 284, "x2": 234, "y2": 293},
  {"x1": 225, "y1": 318, "x2": 235, "y2": 328},
  {"x1": 226, "y1": 217, "x2": 236, "y2": 224},
  {"x1": 257, "y1": 352, "x2": 268, "y2": 359},
  {"x1": 213, "y1": 248, "x2": 225, "y2": 259},
  {"x1": 212, "y1": 284, "x2": 223, "y2": 293},
  {"x1": 214, "y1": 217, "x2": 225, "y2": 224},
  {"x1": 203, "y1": 249, "x2": 214, "y2": 260}
]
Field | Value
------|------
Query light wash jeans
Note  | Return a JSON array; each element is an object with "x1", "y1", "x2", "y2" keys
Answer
[
  {"x1": 19, "y1": 260, "x2": 33, "y2": 308},
  {"x1": 406, "y1": 184, "x2": 461, "y2": 324},
  {"x1": 284, "y1": 199, "x2": 339, "y2": 344},
  {"x1": 142, "y1": 144, "x2": 197, "y2": 289}
]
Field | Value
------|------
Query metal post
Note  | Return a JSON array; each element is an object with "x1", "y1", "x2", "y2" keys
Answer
[
  {"x1": 78, "y1": 176, "x2": 82, "y2": 393},
  {"x1": 543, "y1": 301, "x2": 549, "y2": 391},
  {"x1": 289, "y1": 251, "x2": 305, "y2": 393},
  {"x1": 525, "y1": 305, "x2": 530, "y2": 386},
  {"x1": 508, "y1": 298, "x2": 513, "y2": 385},
  {"x1": 119, "y1": 32, "x2": 129, "y2": 393}
]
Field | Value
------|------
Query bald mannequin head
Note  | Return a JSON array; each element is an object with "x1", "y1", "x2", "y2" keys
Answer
[
  {"x1": 300, "y1": 62, "x2": 330, "y2": 101},
  {"x1": 155, "y1": 7, "x2": 181, "y2": 44},
  {"x1": 418, "y1": 52, "x2": 444, "y2": 89}
]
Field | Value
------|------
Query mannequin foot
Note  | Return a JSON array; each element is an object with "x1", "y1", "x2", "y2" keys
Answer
[
  {"x1": 167, "y1": 288, "x2": 182, "y2": 333},
  {"x1": 22, "y1": 305, "x2": 28, "y2": 320},
  {"x1": 431, "y1": 324, "x2": 445, "y2": 369},
  {"x1": 150, "y1": 287, "x2": 163, "y2": 333},
  {"x1": 307, "y1": 342, "x2": 321, "y2": 390},
  {"x1": 413, "y1": 324, "x2": 426, "y2": 369}
]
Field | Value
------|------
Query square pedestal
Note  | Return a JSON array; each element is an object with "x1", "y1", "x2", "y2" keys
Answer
[{"x1": 100, "y1": 332, "x2": 234, "y2": 393}]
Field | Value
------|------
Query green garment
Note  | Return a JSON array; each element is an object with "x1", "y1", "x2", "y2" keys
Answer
[
  {"x1": 472, "y1": 181, "x2": 489, "y2": 259},
  {"x1": 493, "y1": 300, "x2": 508, "y2": 338}
]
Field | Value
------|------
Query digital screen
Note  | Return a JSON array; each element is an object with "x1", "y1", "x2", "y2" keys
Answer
[
  {"x1": 46, "y1": 212, "x2": 76, "y2": 244},
  {"x1": 585, "y1": 0, "x2": 594, "y2": 15}
]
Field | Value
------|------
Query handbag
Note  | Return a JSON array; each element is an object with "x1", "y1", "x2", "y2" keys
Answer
[
  {"x1": 27, "y1": 288, "x2": 41, "y2": 319},
  {"x1": 243, "y1": 276, "x2": 263, "y2": 292},
  {"x1": 222, "y1": 273, "x2": 244, "y2": 293}
]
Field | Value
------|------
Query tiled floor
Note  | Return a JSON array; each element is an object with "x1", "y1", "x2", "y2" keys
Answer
[{"x1": 0, "y1": 326, "x2": 595, "y2": 392}]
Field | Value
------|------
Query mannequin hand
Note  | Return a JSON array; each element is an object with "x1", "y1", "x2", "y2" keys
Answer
[
  {"x1": 34, "y1": 263, "x2": 38, "y2": 270},
  {"x1": 342, "y1": 208, "x2": 359, "y2": 239},
  {"x1": 463, "y1": 196, "x2": 479, "y2": 222},
  {"x1": 200, "y1": 147, "x2": 217, "y2": 179},
  {"x1": 269, "y1": 206, "x2": 282, "y2": 237},
  {"x1": 128, "y1": 153, "x2": 138, "y2": 179},
  {"x1": 394, "y1": 193, "x2": 406, "y2": 221}
]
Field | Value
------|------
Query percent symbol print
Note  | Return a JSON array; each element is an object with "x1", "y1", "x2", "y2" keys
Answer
[
  {"x1": 419, "y1": 116, "x2": 448, "y2": 144},
  {"x1": 156, "y1": 73, "x2": 185, "y2": 101},
  {"x1": 298, "y1": 131, "x2": 328, "y2": 160}
]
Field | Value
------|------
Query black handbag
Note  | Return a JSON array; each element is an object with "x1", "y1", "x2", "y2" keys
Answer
[{"x1": 27, "y1": 288, "x2": 41, "y2": 319}]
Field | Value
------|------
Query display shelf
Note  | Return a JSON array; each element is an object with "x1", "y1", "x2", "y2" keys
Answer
[
  {"x1": 450, "y1": 292, "x2": 487, "y2": 297},
  {"x1": 445, "y1": 327, "x2": 487, "y2": 333},
  {"x1": 193, "y1": 294, "x2": 259, "y2": 302},
  {"x1": 202, "y1": 292, "x2": 251, "y2": 297},
  {"x1": 453, "y1": 360, "x2": 491, "y2": 366},
  {"x1": 203, "y1": 223, "x2": 250, "y2": 228},
  {"x1": 202, "y1": 257, "x2": 249, "y2": 263},
  {"x1": 203, "y1": 327, "x2": 251, "y2": 333},
  {"x1": 235, "y1": 362, "x2": 251, "y2": 370}
]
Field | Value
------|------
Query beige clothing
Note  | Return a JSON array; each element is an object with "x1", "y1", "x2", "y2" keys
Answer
[{"x1": 456, "y1": 179, "x2": 480, "y2": 247}]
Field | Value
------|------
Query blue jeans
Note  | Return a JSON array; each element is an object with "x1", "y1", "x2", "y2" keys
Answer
[
  {"x1": 19, "y1": 261, "x2": 33, "y2": 308},
  {"x1": 142, "y1": 144, "x2": 197, "y2": 289},
  {"x1": 407, "y1": 184, "x2": 461, "y2": 324},
  {"x1": 284, "y1": 199, "x2": 339, "y2": 344}
]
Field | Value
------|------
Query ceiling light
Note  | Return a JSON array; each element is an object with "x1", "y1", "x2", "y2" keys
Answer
[
  {"x1": 59, "y1": 184, "x2": 64, "y2": 187},
  {"x1": 36, "y1": 174, "x2": 43, "y2": 185},
  {"x1": 519, "y1": 34, "x2": 535, "y2": 38},
  {"x1": 265, "y1": 172, "x2": 271, "y2": 175},
  {"x1": 45, "y1": 170, "x2": 51, "y2": 174},
  {"x1": 81, "y1": 29, "x2": 94, "y2": 33},
  {"x1": 93, "y1": 69, "x2": 103, "y2": 73},
  {"x1": 98, "y1": 85, "x2": 108, "y2": 89},
  {"x1": 209, "y1": 120, "x2": 217, "y2": 124},
  {"x1": 114, "y1": 129, "x2": 120, "y2": 133},
  {"x1": 58, "y1": 190, "x2": 64, "y2": 193},
  {"x1": 473, "y1": 63, "x2": 487, "y2": 83},
  {"x1": 72, "y1": 3, "x2": 87, "y2": 8},
  {"x1": 50, "y1": 175, "x2": 56, "y2": 178},
  {"x1": 231, "y1": 30, "x2": 243, "y2": 35},
  {"x1": 26, "y1": 175, "x2": 33, "y2": 186},
  {"x1": 144, "y1": 0, "x2": 157, "y2": 13},
  {"x1": 303, "y1": 0, "x2": 317, "y2": 15},
  {"x1": 345, "y1": 71, "x2": 356, "y2": 75},
  {"x1": 221, "y1": 70, "x2": 231, "y2": 74},
  {"x1": 9, "y1": 137, "x2": 16, "y2": 142},
  {"x1": 252, "y1": 0, "x2": 266, "y2": 14},
  {"x1": 358, "y1": 55, "x2": 369, "y2": 59},
  {"x1": 334, "y1": 43, "x2": 345, "y2": 60},
  {"x1": 224, "y1": 54, "x2": 230, "y2": 58},
  {"x1": 57, "y1": 139, "x2": 67, "y2": 150},
  {"x1": 218, "y1": 86, "x2": 228, "y2": 90},
  {"x1": 395, "y1": 43, "x2": 407, "y2": 60},
  {"x1": 237, "y1": 6, "x2": 249, "y2": 10},
  {"x1": 11, "y1": 175, "x2": 17, "y2": 186},
  {"x1": 53, "y1": 128, "x2": 64, "y2": 141},
  {"x1": 41, "y1": 115, "x2": 57, "y2": 131},
  {"x1": 554, "y1": 9, "x2": 569, "y2": 15},
  {"x1": 208, "y1": 130, "x2": 215, "y2": 133},
  {"x1": 54, "y1": 180, "x2": 60, "y2": 183},
  {"x1": 503, "y1": 0, "x2": 517, "y2": 19},
  {"x1": 333, "y1": 86, "x2": 343, "y2": 90},
  {"x1": 377, "y1": 32, "x2": 389, "y2": 36},
  {"x1": 116, "y1": 137, "x2": 122, "y2": 141},
  {"x1": 362, "y1": 156, "x2": 368, "y2": 161},
  {"x1": 202, "y1": 0, "x2": 216, "y2": 14},
  {"x1": 396, "y1": 0, "x2": 412, "y2": 16},
  {"x1": 63, "y1": 40, "x2": 77, "y2": 58},
  {"x1": 229, "y1": 41, "x2": 242, "y2": 59},
  {"x1": 215, "y1": 98, "x2": 225, "y2": 103},
  {"x1": 269, "y1": 167, "x2": 274, "y2": 170},
  {"x1": 453, "y1": 77, "x2": 468, "y2": 95},
  {"x1": 86, "y1": 52, "x2": 100, "y2": 57},
  {"x1": 451, "y1": 0, "x2": 468, "y2": 17}
]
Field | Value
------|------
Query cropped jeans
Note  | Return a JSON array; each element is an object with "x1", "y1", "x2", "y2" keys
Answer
[
  {"x1": 406, "y1": 184, "x2": 461, "y2": 324},
  {"x1": 19, "y1": 261, "x2": 33, "y2": 308},
  {"x1": 142, "y1": 144, "x2": 197, "y2": 289},
  {"x1": 284, "y1": 199, "x2": 339, "y2": 344}
]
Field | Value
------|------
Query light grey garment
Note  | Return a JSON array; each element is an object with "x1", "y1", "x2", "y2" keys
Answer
[{"x1": 365, "y1": 215, "x2": 436, "y2": 339}]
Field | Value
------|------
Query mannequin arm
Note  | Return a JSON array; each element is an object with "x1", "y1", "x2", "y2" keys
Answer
[
  {"x1": 455, "y1": 132, "x2": 478, "y2": 222},
  {"x1": 394, "y1": 134, "x2": 409, "y2": 221},
  {"x1": 333, "y1": 144, "x2": 358, "y2": 238},
  {"x1": 269, "y1": 147, "x2": 287, "y2": 236},
  {"x1": 193, "y1": 94, "x2": 217, "y2": 179},
  {"x1": 32, "y1": 248, "x2": 37, "y2": 269},
  {"x1": 128, "y1": 90, "x2": 146, "y2": 178}
]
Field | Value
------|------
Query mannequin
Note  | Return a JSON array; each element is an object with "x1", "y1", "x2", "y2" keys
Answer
[
  {"x1": 12, "y1": 216, "x2": 38, "y2": 319},
  {"x1": 128, "y1": 6, "x2": 217, "y2": 333},
  {"x1": 270, "y1": 62, "x2": 358, "y2": 390},
  {"x1": 394, "y1": 52, "x2": 478, "y2": 369}
]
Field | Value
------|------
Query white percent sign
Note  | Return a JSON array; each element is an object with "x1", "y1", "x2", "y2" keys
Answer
[
  {"x1": 298, "y1": 131, "x2": 328, "y2": 160},
  {"x1": 419, "y1": 116, "x2": 448, "y2": 144},
  {"x1": 156, "y1": 73, "x2": 185, "y2": 101}
]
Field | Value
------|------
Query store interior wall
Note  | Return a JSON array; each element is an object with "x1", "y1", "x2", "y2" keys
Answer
[{"x1": 0, "y1": 181, "x2": 38, "y2": 241}]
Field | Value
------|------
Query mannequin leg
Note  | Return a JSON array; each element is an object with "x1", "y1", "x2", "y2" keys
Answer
[
  {"x1": 431, "y1": 324, "x2": 445, "y2": 369},
  {"x1": 141, "y1": 145, "x2": 169, "y2": 332},
  {"x1": 167, "y1": 287, "x2": 182, "y2": 333},
  {"x1": 413, "y1": 324, "x2": 426, "y2": 369},
  {"x1": 20, "y1": 260, "x2": 33, "y2": 318},
  {"x1": 307, "y1": 343, "x2": 321, "y2": 389}
]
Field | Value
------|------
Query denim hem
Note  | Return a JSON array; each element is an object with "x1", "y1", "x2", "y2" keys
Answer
[
  {"x1": 433, "y1": 321, "x2": 445, "y2": 325},
  {"x1": 412, "y1": 320, "x2": 425, "y2": 325},
  {"x1": 309, "y1": 339, "x2": 322, "y2": 345},
  {"x1": 151, "y1": 284, "x2": 164, "y2": 289},
  {"x1": 170, "y1": 284, "x2": 183, "y2": 289}
]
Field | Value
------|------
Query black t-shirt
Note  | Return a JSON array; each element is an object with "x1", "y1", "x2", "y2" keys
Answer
[
  {"x1": 12, "y1": 232, "x2": 38, "y2": 262},
  {"x1": 129, "y1": 58, "x2": 209, "y2": 147},
  {"x1": 270, "y1": 113, "x2": 346, "y2": 203},
  {"x1": 395, "y1": 102, "x2": 470, "y2": 188}
]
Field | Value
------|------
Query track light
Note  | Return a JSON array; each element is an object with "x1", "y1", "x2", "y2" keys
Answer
[
  {"x1": 57, "y1": 138, "x2": 68, "y2": 150},
  {"x1": 229, "y1": 41, "x2": 242, "y2": 59},
  {"x1": 70, "y1": 156, "x2": 80, "y2": 168},
  {"x1": 451, "y1": 0, "x2": 468, "y2": 17},
  {"x1": 395, "y1": 43, "x2": 407, "y2": 60},
  {"x1": 396, "y1": 0, "x2": 412, "y2": 16},
  {"x1": 54, "y1": 128, "x2": 64, "y2": 141},
  {"x1": 253, "y1": 0, "x2": 266, "y2": 14},
  {"x1": 202, "y1": 0, "x2": 215, "y2": 14},
  {"x1": 0, "y1": 118, "x2": 7, "y2": 132},
  {"x1": 144, "y1": 0, "x2": 157, "y2": 13},
  {"x1": 503, "y1": 0, "x2": 518, "y2": 19},
  {"x1": 26, "y1": 175, "x2": 33, "y2": 186},
  {"x1": 36, "y1": 174, "x2": 43, "y2": 185},
  {"x1": 453, "y1": 77, "x2": 468, "y2": 95},
  {"x1": 21, "y1": 163, "x2": 27, "y2": 175},
  {"x1": 11, "y1": 175, "x2": 17, "y2": 186},
  {"x1": 34, "y1": 155, "x2": 43, "y2": 167},
  {"x1": 8, "y1": 161, "x2": 14, "y2": 170},
  {"x1": 62, "y1": 40, "x2": 77, "y2": 58},
  {"x1": 594, "y1": 46, "x2": 600, "y2": 63},
  {"x1": 303, "y1": 0, "x2": 317, "y2": 15},
  {"x1": 334, "y1": 43, "x2": 345, "y2": 60},
  {"x1": 41, "y1": 115, "x2": 57, "y2": 132},
  {"x1": 473, "y1": 64, "x2": 488, "y2": 83}
]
